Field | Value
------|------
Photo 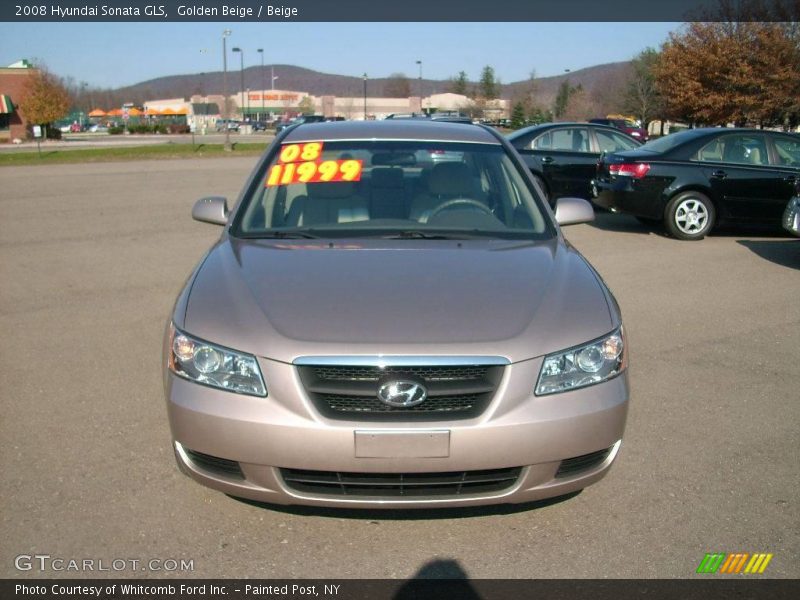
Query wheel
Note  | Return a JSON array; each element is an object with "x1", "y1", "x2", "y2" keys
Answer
[
  {"x1": 664, "y1": 192, "x2": 715, "y2": 240},
  {"x1": 427, "y1": 198, "x2": 493, "y2": 220}
]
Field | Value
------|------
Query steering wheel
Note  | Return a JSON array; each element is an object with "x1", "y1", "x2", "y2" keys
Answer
[{"x1": 427, "y1": 198, "x2": 494, "y2": 221}]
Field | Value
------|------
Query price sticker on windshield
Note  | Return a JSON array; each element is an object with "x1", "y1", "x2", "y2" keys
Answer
[
  {"x1": 278, "y1": 142, "x2": 323, "y2": 163},
  {"x1": 265, "y1": 159, "x2": 363, "y2": 187}
]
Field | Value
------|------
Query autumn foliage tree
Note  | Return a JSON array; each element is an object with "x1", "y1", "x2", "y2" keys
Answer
[
  {"x1": 655, "y1": 20, "x2": 800, "y2": 127},
  {"x1": 17, "y1": 68, "x2": 71, "y2": 135}
]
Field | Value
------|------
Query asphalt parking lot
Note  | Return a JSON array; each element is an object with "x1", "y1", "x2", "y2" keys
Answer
[{"x1": 1, "y1": 158, "x2": 797, "y2": 580}]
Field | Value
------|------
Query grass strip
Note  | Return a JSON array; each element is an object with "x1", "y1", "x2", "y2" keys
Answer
[{"x1": 0, "y1": 142, "x2": 270, "y2": 166}]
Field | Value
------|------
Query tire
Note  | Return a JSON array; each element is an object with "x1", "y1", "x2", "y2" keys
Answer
[{"x1": 664, "y1": 191, "x2": 715, "y2": 240}]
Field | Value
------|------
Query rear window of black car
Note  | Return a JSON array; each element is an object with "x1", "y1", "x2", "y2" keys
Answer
[{"x1": 639, "y1": 130, "x2": 699, "y2": 153}]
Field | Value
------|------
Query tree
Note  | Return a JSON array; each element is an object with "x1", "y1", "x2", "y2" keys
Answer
[
  {"x1": 623, "y1": 48, "x2": 664, "y2": 130},
  {"x1": 655, "y1": 20, "x2": 800, "y2": 127},
  {"x1": 297, "y1": 96, "x2": 314, "y2": 115},
  {"x1": 510, "y1": 102, "x2": 526, "y2": 129},
  {"x1": 448, "y1": 71, "x2": 470, "y2": 96},
  {"x1": 561, "y1": 85, "x2": 595, "y2": 121},
  {"x1": 17, "y1": 68, "x2": 71, "y2": 136},
  {"x1": 479, "y1": 66, "x2": 499, "y2": 100},
  {"x1": 383, "y1": 73, "x2": 411, "y2": 98},
  {"x1": 553, "y1": 80, "x2": 574, "y2": 119}
]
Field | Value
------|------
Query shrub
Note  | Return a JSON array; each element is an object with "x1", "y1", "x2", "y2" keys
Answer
[
  {"x1": 167, "y1": 124, "x2": 190, "y2": 134},
  {"x1": 109, "y1": 126, "x2": 125, "y2": 135}
]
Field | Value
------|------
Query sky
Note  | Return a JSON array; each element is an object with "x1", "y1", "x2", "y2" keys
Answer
[{"x1": 0, "y1": 22, "x2": 681, "y2": 89}]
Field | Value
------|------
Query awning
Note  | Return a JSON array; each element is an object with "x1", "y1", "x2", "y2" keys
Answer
[
  {"x1": 0, "y1": 95, "x2": 14, "y2": 114},
  {"x1": 126, "y1": 107, "x2": 142, "y2": 116},
  {"x1": 88, "y1": 109, "x2": 106, "y2": 117},
  {"x1": 107, "y1": 108, "x2": 123, "y2": 116}
]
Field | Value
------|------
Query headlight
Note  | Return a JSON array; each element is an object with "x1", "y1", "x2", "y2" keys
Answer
[
  {"x1": 167, "y1": 323, "x2": 267, "y2": 397},
  {"x1": 535, "y1": 327, "x2": 626, "y2": 395}
]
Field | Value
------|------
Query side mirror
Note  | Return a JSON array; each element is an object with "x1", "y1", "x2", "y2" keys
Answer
[
  {"x1": 555, "y1": 197, "x2": 595, "y2": 226},
  {"x1": 192, "y1": 196, "x2": 228, "y2": 226}
]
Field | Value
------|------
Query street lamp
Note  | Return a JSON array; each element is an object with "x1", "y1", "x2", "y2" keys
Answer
[
  {"x1": 363, "y1": 73, "x2": 367, "y2": 120},
  {"x1": 232, "y1": 47, "x2": 245, "y2": 121},
  {"x1": 222, "y1": 29, "x2": 231, "y2": 151},
  {"x1": 257, "y1": 48, "x2": 265, "y2": 121},
  {"x1": 416, "y1": 60, "x2": 423, "y2": 113}
]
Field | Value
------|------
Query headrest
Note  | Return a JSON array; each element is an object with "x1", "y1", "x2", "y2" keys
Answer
[
  {"x1": 370, "y1": 167, "x2": 404, "y2": 187},
  {"x1": 428, "y1": 162, "x2": 474, "y2": 196},
  {"x1": 307, "y1": 181, "x2": 355, "y2": 199}
]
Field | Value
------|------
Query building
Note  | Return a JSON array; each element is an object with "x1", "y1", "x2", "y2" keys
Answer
[{"x1": 0, "y1": 59, "x2": 37, "y2": 142}]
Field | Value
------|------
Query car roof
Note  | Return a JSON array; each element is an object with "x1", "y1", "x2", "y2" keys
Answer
[
  {"x1": 507, "y1": 121, "x2": 632, "y2": 139},
  {"x1": 283, "y1": 119, "x2": 500, "y2": 145}
]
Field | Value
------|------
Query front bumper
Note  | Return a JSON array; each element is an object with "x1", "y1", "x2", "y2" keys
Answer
[{"x1": 165, "y1": 357, "x2": 629, "y2": 508}]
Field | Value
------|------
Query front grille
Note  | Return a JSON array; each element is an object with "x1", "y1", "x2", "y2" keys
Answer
[
  {"x1": 310, "y1": 365, "x2": 489, "y2": 382},
  {"x1": 298, "y1": 363, "x2": 503, "y2": 420},
  {"x1": 555, "y1": 447, "x2": 613, "y2": 478},
  {"x1": 184, "y1": 448, "x2": 243, "y2": 479},
  {"x1": 280, "y1": 467, "x2": 522, "y2": 497}
]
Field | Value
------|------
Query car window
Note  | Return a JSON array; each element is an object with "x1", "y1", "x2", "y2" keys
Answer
[
  {"x1": 697, "y1": 134, "x2": 768, "y2": 166},
  {"x1": 596, "y1": 129, "x2": 638, "y2": 153},
  {"x1": 234, "y1": 140, "x2": 551, "y2": 239},
  {"x1": 533, "y1": 128, "x2": 589, "y2": 152},
  {"x1": 773, "y1": 136, "x2": 800, "y2": 167}
]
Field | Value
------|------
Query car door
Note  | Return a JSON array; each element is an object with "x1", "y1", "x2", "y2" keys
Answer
[
  {"x1": 515, "y1": 126, "x2": 597, "y2": 199},
  {"x1": 697, "y1": 132, "x2": 791, "y2": 222}
]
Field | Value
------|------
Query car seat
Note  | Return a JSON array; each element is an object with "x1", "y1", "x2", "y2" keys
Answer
[{"x1": 284, "y1": 181, "x2": 369, "y2": 226}]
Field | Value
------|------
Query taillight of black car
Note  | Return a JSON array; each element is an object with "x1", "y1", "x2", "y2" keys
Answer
[{"x1": 608, "y1": 163, "x2": 651, "y2": 179}]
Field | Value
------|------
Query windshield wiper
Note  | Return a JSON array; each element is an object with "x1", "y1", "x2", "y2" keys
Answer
[{"x1": 379, "y1": 230, "x2": 467, "y2": 240}]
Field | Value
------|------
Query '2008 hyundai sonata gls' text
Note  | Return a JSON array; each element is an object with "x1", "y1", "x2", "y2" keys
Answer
[{"x1": 164, "y1": 120, "x2": 629, "y2": 508}]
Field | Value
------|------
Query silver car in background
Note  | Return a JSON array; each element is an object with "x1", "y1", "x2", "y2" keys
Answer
[{"x1": 164, "y1": 120, "x2": 629, "y2": 508}]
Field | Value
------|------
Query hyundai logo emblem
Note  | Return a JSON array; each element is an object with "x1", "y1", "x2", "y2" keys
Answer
[{"x1": 377, "y1": 380, "x2": 428, "y2": 407}]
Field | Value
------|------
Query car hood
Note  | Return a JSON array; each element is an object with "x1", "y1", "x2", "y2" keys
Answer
[{"x1": 179, "y1": 237, "x2": 616, "y2": 364}]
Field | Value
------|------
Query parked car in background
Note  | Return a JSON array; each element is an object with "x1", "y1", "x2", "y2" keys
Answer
[
  {"x1": 251, "y1": 121, "x2": 269, "y2": 132},
  {"x1": 589, "y1": 118, "x2": 649, "y2": 142},
  {"x1": 164, "y1": 120, "x2": 629, "y2": 509},
  {"x1": 275, "y1": 114, "x2": 326, "y2": 134},
  {"x1": 507, "y1": 122, "x2": 642, "y2": 204},
  {"x1": 215, "y1": 119, "x2": 240, "y2": 132},
  {"x1": 592, "y1": 128, "x2": 800, "y2": 240},
  {"x1": 89, "y1": 124, "x2": 108, "y2": 133}
]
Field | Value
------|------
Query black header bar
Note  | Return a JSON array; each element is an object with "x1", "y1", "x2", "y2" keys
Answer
[
  {"x1": 2, "y1": 579, "x2": 800, "y2": 600},
  {"x1": 2, "y1": 0, "x2": 799, "y2": 22}
]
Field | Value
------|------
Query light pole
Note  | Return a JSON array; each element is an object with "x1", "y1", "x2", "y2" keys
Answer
[
  {"x1": 416, "y1": 60, "x2": 423, "y2": 113},
  {"x1": 222, "y1": 29, "x2": 231, "y2": 151},
  {"x1": 257, "y1": 48, "x2": 265, "y2": 121},
  {"x1": 232, "y1": 47, "x2": 245, "y2": 121},
  {"x1": 363, "y1": 73, "x2": 367, "y2": 120}
]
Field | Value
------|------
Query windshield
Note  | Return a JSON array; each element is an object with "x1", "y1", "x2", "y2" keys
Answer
[{"x1": 233, "y1": 140, "x2": 552, "y2": 240}]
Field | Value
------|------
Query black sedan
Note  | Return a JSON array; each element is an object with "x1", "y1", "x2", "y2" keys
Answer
[
  {"x1": 507, "y1": 122, "x2": 642, "y2": 204},
  {"x1": 592, "y1": 128, "x2": 800, "y2": 240}
]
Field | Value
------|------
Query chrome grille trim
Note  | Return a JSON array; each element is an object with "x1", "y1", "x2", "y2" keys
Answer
[{"x1": 293, "y1": 355, "x2": 510, "y2": 367}]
